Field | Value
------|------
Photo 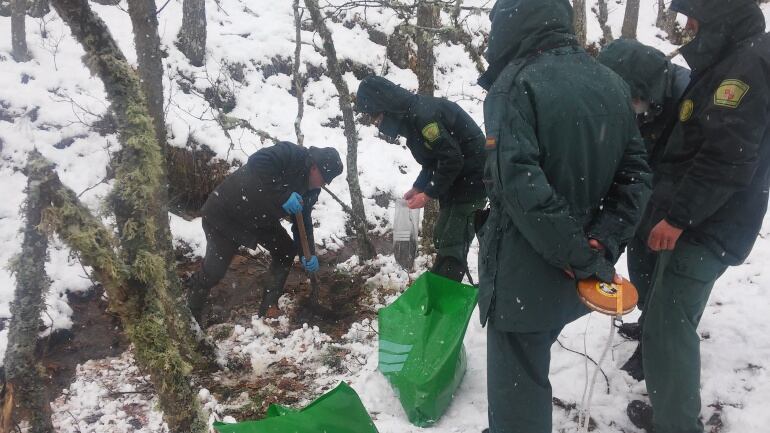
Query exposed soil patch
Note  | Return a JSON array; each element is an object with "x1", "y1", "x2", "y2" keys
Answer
[
  {"x1": 182, "y1": 246, "x2": 382, "y2": 339},
  {"x1": 39, "y1": 286, "x2": 128, "y2": 398}
]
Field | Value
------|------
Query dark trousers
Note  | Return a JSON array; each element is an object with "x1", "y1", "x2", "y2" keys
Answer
[
  {"x1": 432, "y1": 195, "x2": 486, "y2": 281},
  {"x1": 487, "y1": 324, "x2": 563, "y2": 433},
  {"x1": 627, "y1": 234, "x2": 659, "y2": 335},
  {"x1": 191, "y1": 220, "x2": 297, "y2": 294},
  {"x1": 642, "y1": 239, "x2": 727, "y2": 433}
]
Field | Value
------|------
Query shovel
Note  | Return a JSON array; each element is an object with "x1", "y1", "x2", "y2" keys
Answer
[{"x1": 294, "y1": 211, "x2": 321, "y2": 306}]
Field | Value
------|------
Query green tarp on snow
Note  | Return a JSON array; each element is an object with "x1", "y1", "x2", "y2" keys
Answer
[
  {"x1": 378, "y1": 271, "x2": 478, "y2": 427},
  {"x1": 212, "y1": 382, "x2": 378, "y2": 433}
]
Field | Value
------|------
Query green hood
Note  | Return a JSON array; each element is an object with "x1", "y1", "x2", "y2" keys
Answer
[
  {"x1": 354, "y1": 75, "x2": 415, "y2": 138},
  {"x1": 597, "y1": 39, "x2": 672, "y2": 106},
  {"x1": 671, "y1": 0, "x2": 765, "y2": 74},
  {"x1": 354, "y1": 75, "x2": 413, "y2": 115},
  {"x1": 479, "y1": 0, "x2": 577, "y2": 89}
]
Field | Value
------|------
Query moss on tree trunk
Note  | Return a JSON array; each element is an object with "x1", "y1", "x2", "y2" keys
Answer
[
  {"x1": 1, "y1": 150, "x2": 55, "y2": 433},
  {"x1": 49, "y1": 1, "x2": 213, "y2": 431}
]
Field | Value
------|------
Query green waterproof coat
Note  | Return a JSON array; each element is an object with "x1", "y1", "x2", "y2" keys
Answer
[
  {"x1": 597, "y1": 39, "x2": 690, "y2": 168},
  {"x1": 355, "y1": 76, "x2": 486, "y2": 202},
  {"x1": 645, "y1": 0, "x2": 770, "y2": 265},
  {"x1": 477, "y1": 0, "x2": 652, "y2": 332}
]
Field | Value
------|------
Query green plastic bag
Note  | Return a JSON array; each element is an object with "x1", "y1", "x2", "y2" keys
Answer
[
  {"x1": 212, "y1": 382, "x2": 379, "y2": 433},
  {"x1": 378, "y1": 271, "x2": 478, "y2": 427}
]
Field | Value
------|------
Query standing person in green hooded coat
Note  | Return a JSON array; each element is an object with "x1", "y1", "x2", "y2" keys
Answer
[
  {"x1": 627, "y1": 1, "x2": 770, "y2": 432},
  {"x1": 477, "y1": 1, "x2": 651, "y2": 432},
  {"x1": 354, "y1": 76, "x2": 487, "y2": 282},
  {"x1": 597, "y1": 39, "x2": 691, "y2": 380}
]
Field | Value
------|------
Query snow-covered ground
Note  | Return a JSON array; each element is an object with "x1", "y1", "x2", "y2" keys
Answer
[{"x1": 1, "y1": 1, "x2": 769, "y2": 432}]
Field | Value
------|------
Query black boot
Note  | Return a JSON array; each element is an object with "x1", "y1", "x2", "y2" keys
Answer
[
  {"x1": 627, "y1": 400, "x2": 654, "y2": 432},
  {"x1": 621, "y1": 343, "x2": 645, "y2": 381},
  {"x1": 185, "y1": 272, "x2": 210, "y2": 325},
  {"x1": 431, "y1": 255, "x2": 466, "y2": 282},
  {"x1": 259, "y1": 264, "x2": 291, "y2": 318}
]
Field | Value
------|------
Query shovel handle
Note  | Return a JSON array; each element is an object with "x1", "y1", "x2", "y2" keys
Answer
[{"x1": 294, "y1": 211, "x2": 313, "y2": 260}]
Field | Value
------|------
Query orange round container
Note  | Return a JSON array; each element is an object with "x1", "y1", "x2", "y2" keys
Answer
[{"x1": 577, "y1": 277, "x2": 639, "y2": 316}]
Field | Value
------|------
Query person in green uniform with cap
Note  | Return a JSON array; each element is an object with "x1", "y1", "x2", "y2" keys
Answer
[
  {"x1": 597, "y1": 39, "x2": 691, "y2": 380},
  {"x1": 354, "y1": 76, "x2": 486, "y2": 282},
  {"x1": 627, "y1": 1, "x2": 770, "y2": 432},
  {"x1": 477, "y1": 1, "x2": 652, "y2": 432}
]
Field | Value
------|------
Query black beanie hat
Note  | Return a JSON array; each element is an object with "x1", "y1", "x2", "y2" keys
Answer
[{"x1": 308, "y1": 146, "x2": 344, "y2": 184}]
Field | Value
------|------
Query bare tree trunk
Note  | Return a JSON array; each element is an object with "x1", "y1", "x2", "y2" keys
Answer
[
  {"x1": 596, "y1": 0, "x2": 613, "y2": 43},
  {"x1": 622, "y1": 0, "x2": 641, "y2": 39},
  {"x1": 1, "y1": 151, "x2": 55, "y2": 433},
  {"x1": 11, "y1": 0, "x2": 30, "y2": 61},
  {"x1": 656, "y1": 0, "x2": 678, "y2": 42},
  {"x1": 292, "y1": 0, "x2": 304, "y2": 147},
  {"x1": 572, "y1": 0, "x2": 586, "y2": 47},
  {"x1": 305, "y1": 0, "x2": 375, "y2": 260},
  {"x1": 49, "y1": 1, "x2": 209, "y2": 431},
  {"x1": 415, "y1": 1, "x2": 439, "y2": 253},
  {"x1": 27, "y1": 0, "x2": 49, "y2": 17},
  {"x1": 177, "y1": 0, "x2": 206, "y2": 66},
  {"x1": 449, "y1": 0, "x2": 485, "y2": 74},
  {"x1": 127, "y1": 0, "x2": 166, "y2": 151}
]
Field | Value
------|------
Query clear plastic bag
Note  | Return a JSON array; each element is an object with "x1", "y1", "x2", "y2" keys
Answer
[{"x1": 393, "y1": 199, "x2": 420, "y2": 269}]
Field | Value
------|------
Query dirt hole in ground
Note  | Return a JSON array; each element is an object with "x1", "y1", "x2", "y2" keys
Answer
[{"x1": 180, "y1": 245, "x2": 382, "y2": 339}]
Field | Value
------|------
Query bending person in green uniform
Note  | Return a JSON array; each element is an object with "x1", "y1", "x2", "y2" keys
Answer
[{"x1": 355, "y1": 76, "x2": 486, "y2": 282}]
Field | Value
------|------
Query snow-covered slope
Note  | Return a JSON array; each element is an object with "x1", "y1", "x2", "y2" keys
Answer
[{"x1": 1, "y1": 1, "x2": 769, "y2": 432}]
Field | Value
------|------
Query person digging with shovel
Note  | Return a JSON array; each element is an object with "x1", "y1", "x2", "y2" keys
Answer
[{"x1": 185, "y1": 141, "x2": 343, "y2": 323}]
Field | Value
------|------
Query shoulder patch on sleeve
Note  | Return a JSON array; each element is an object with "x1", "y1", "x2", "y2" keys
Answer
[
  {"x1": 421, "y1": 122, "x2": 441, "y2": 143},
  {"x1": 679, "y1": 99, "x2": 694, "y2": 122},
  {"x1": 714, "y1": 79, "x2": 750, "y2": 108}
]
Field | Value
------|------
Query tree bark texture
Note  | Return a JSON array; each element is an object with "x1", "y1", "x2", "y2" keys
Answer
[
  {"x1": 656, "y1": 0, "x2": 679, "y2": 42},
  {"x1": 178, "y1": 0, "x2": 206, "y2": 66},
  {"x1": 596, "y1": 0, "x2": 613, "y2": 43},
  {"x1": 292, "y1": 0, "x2": 305, "y2": 147},
  {"x1": 622, "y1": 0, "x2": 641, "y2": 39},
  {"x1": 305, "y1": 0, "x2": 375, "y2": 260},
  {"x1": 1, "y1": 151, "x2": 55, "y2": 433},
  {"x1": 11, "y1": 0, "x2": 30, "y2": 61},
  {"x1": 415, "y1": 1, "x2": 440, "y2": 252},
  {"x1": 27, "y1": 0, "x2": 49, "y2": 17},
  {"x1": 49, "y1": 1, "x2": 209, "y2": 431},
  {"x1": 127, "y1": 0, "x2": 167, "y2": 152},
  {"x1": 572, "y1": 0, "x2": 586, "y2": 47}
]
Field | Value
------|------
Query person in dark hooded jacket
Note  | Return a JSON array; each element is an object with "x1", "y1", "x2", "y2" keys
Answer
[
  {"x1": 477, "y1": 1, "x2": 651, "y2": 432},
  {"x1": 186, "y1": 142, "x2": 343, "y2": 322},
  {"x1": 597, "y1": 39, "x2": 691, "y2": 379},
  {"x1": 354, "y1": 76, "x2": 486, "y2": 282},
  {"x1": 626, "y1": 1, "x2": 770, "y2": 432}
]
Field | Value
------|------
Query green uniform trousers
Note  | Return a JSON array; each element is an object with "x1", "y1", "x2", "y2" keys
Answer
[
  {"x1": 487, "y1": 324, "x2": 563, "y2": 433},
  {"x1": 432, "y1": 195, "x2": 486, "y2": 281},
  {"x1": 642, "y1": 239, "x2": 727, "y2": 433},
  {"x1": 627, "y1": 234, "x2": 658, "y2": 320}
]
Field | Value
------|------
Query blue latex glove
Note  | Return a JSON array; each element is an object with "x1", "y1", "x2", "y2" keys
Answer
[
  {"x1": 282, "y1": 192, "x2": 303, "y2": 215},
  {"x1": 301, "y1": 256, "x2": 319, "y2": 273}
]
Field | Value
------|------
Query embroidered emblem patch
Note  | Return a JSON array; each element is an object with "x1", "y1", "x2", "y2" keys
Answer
[
  {"x1": 422, "y1": 122, "x2": 441, "y2": 143},
  {"x1": 714, "y1": 79, "x2": 749, "y2": 108},
  {"x1": 679, "y1": 99, "x2": 694, "y2": 122},
  {"x1": 485, "y1": 136, "x2": 497, "y2": 149}
]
